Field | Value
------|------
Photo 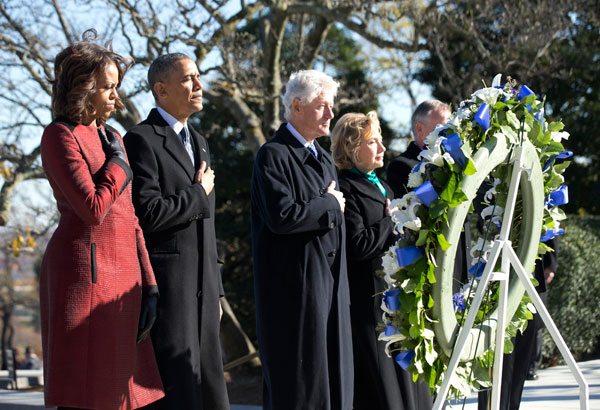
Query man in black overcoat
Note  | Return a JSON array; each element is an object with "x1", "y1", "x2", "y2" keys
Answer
[
  {"x1": 251, "y1": 70, "x2": 353, "y2": 410},
  {"x1": 124, "y1": 53, "x2": 229, "y2": 410}
]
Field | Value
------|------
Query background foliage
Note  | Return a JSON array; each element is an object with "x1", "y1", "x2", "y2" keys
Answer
[{"x1": 543, "y1": 215, "x2": 600, "y2": 364}]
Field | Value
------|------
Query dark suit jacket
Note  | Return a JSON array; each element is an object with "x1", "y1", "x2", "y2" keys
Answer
[
  {"x1": 124, "y1": 108, "x2": 228, "y2": 410},
  {"x1": 386, "y1": 141, "x2": 421, "y2": 198},
  {"x1": 251, "y1": 123, "x2": 353, "y2": 410},
  {"x1": 339, "y1": 170, "x2": 432, "y2": 410}
]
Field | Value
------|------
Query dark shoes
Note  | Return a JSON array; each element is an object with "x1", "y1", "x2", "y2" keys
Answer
[{"x1": 526, "y1": 371, "x2": 539, "y2": 381}]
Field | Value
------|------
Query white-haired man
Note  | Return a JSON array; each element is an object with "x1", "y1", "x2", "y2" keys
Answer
[{"x1": 251, "y1": 70, "x2": 353, "y2": 410}]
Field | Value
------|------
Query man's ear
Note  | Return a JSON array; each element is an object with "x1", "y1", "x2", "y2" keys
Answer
[
  {"x1": 414, "y1": 122, "x2": 424, "y2": 138},
  {"x1": 292, "y1": 97, "x2": 303, "y2": 113},
  {"x1": 154, "y1": 82, "x2": 168, "y2": 100}
]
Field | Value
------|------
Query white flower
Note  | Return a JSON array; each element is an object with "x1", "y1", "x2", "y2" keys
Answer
[
  {"x1": 470, "y1": 237, "x2": 496, "y2": 263},
  {"x1": 424, "y1": 123, "x2": 448, "y2": 147},
  {"x1": 484, "y1": 178, "x2": 501, "y2": 202},
  {"x1": 550, "y1": 131, "x2": 570, "y2": 142},
  {"x1": 492, "y1": 73, "x2": 503, "y2": 88},
  {"x1": 390, "y1": 193, "x2": 422, "y2": 234},
  {"x1": 407, "y1": 169, "x2": 424, "y2": 188},
  {"x1": 448, "y1": 106, "x2": 473, "y2": 128},
  {"x1": 382, "y1": 244, "x2": 400, "y2": 286},
  {"x1": 418, "y1": 137, "x2": 454, "y2": 168},
  {"x1": 472, "y1": 86, "x2": 504, "y2": 106},
  {"x1": 481, "y1": 205, "x2": 504, "y2": 227}
]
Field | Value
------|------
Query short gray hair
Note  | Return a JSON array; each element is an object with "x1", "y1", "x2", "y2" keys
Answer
[
  {"x1": 282, "y1": 70, "x2": 340, "y2": 121},
  {"x1": 148, "y1": 53, "x2": 191, "y2": 99},
  {"x1": 411, "y1": 99, "x2": 449, "y2": 137}
]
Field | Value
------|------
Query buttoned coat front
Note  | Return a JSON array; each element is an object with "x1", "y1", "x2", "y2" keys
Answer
[
  {"x1": 40, "y1": 120, "x2": 164, "y2": 410},
  {"x1": 251, "y1": 124, "x2": 353, "y2": 410},
  {"x1": 123, "y1": 109, "x2": 228, "y2": 410},
  {"x1": 338, "y1": 170, "x2": 433, "y2": 410}
]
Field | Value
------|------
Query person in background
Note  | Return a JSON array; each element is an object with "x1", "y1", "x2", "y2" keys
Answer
[
  {"x1": 24, "y1": 347, "x2": 41, "y2": 370},
  {"x1": 251, "y1": 69, "x2": 353, "y2": 410},
  {"x1": 124, "y1": 53, "x2": 229, "y2": 410},
  {"x1": 386, "y1": 100, "x2": 450, "y2": 197},
  {"x1": 40, "y1": 29, "x2": 164, "y2": 410},
  {"x1": 331, "y1": 111, "x2": 433, "y2": 410}
]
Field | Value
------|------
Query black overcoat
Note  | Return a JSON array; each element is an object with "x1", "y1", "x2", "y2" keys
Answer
[
  {"x1": 338, "y1": 169, "x2": 433, "y2": 410},
  {"x1": 251, "y1": 124, "x2": 354, "y2": 410},
  {"x1": 124, "y1": 109, "x2": 228, "y2": 410}
]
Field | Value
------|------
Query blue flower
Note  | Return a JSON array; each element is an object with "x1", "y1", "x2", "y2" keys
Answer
[{"x1": 453, "y1": 293, "x2": 466, "y2": 312}]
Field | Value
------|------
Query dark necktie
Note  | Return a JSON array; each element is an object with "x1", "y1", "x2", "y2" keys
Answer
[{"x1": 180, "y1": 127, "x2": 195, "y2": 165}]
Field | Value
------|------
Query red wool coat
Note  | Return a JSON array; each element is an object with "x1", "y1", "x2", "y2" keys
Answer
[{"x1": 40, "y1": 120, "x2": 164, "y2": 409}]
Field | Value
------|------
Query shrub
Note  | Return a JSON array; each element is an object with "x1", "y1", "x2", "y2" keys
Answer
[{"x1": 543, "y1": 215, "x2": 600, "y2": 365}]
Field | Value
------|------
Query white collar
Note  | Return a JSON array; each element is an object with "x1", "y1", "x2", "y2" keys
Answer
[
  {"x1": 156, "y1": 106, "x2": 186, "y2": 135},
  {"x1": 286, "y1": 122, "x2": 316, "y2": 149}
]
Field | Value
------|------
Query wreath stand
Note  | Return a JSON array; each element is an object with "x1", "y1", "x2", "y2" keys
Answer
[{"x1": 432, "y1": 144, "x2": 590, "y2": 410}]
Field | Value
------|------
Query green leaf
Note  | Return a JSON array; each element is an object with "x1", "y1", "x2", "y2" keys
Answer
[
  {"x1": 440, "y1": 173, "x2": 457, "y2": 202},
  {"x1": 493, "y1": 101, "x2": 507, "y2": 110},
  {"x1": 506, "y1": 110, "x2": 520, "y2": 129},
  {"x1": 429, "y1": 199, "x2": 448, "y2": 219},
  {"x1": 433, "y1": 169, "x2": 449, "y2": 187},
  {"x1": 521, "y1": 95, "x2": 536, "y2": 107},
  {"x1": 528, "y1": 120, "x2": 542, "y2": 143},
  {"x1": 409, "y1": 325, "x2": 420, "y2": 338},
  {"x1": 426, "y1": 264, "x2": 436, "y2": 284},
  {"x1": 548, "y1": 121, "x2": 565, "y2": 132},
  {"x1": 504, "y1": 338, "x2": 514, "y2": 354},
  {"x1": 415, "y1": 229, "x2": 429, "y2": 247},
  {"x1": 464, "y1": 158, "x2": 477, "y2": 175},
  {"x1": 553, "y1": 161, "x2": 571, "y2": 174},
  {"x1": 427, "y1": 294, "x2": 434, "y2": 308},
  {"x1": 436, "y1": 232, "x2": 451, "y2": 250}
]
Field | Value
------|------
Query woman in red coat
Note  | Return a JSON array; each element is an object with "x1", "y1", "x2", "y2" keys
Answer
[{"x1": 40, "y1": 30, "x2": 164, "y2": 409}]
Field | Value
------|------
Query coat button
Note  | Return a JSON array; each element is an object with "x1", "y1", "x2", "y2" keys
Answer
[
  {"x1": 319, "y1": 188, "x2": 326, "y2": 195},
  {"x1": 197, "y1": 290, "x2": 202, "y2": 297},
  {"x1": 329, "y1": 222, "x2": 335, "y2": 229},
  {"x1": 328, "y1": 250, "x2": 337, "y2": 257}
]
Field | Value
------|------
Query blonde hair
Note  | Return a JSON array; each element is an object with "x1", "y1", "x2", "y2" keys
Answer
[{"x1": 331, "y1": 111, "x2": 380, "y2": 169}]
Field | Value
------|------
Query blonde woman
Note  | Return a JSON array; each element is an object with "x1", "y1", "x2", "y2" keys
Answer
[{"x1": 331, "y1": 111, "x2": 432, "y2": 410}]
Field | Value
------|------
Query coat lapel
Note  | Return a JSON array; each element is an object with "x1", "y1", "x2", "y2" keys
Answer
[
  {"x1": 147, "y1": 109, "x2": 195, "y2": 180},
  {"x1": 342, "y1": 170, "x2": 388, "y2": 204}
]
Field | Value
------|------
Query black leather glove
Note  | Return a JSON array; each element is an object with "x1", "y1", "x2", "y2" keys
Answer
[
  {"x1": 137, "y1": 286, "x2": 159, "y2": 344},
  {"x1": 98, "y1": 127, "x2": 132, "y2": 194},
  {"x1": 98, "y1": 127, "x2": 127, "y2": 162}
]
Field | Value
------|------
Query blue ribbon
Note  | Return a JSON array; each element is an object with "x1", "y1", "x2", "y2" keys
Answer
[
  {"x1": 535, "y1": 110, "x2": 545, "y2": 131},
  {"x1": 414, "y1": 181, "x2": 439, "y2": 207},
  {"x1": 412, "y1": 161, "x2": 423, "y2": 173},
  {"x1": 518, "y1": 85, "x2": 535, "y2": 111},
  {"x1": 384, "y1": 289, "x2": 402, "y2": 311},
  {"x1": 546, "y1": 185, "x2": 569, "y2": 207},
  {"x1": 385, "y1": 323, "x2": 401, "y2": 337},
  {"x1": 543, "y1": 150, "x2": 573, "y2": 171},
  {"x1": 395, "y1": 350, "x2": 415, "y2": 370},
  {"x1": 475, "y1": 103, "x2": 490, "y2": 130},
  {"x1": 540, "y1": 227, "x2": 565, "y2": 242},
  {"x1": 441, "y1": 133, "x2": 467, "y2": 168},
  {"x1": 395, "y1": 246, "x2": 424, "y2": 267},
  {"x1": 468, "y1": 262, "x2": 486, "y2": 278}
]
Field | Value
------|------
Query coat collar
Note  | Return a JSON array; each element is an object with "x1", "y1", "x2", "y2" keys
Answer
[
  {"x1": 339, "y1": 168, "x2": 393, "y2": 204},
  {"x1": 146, "y1": 108, "x2": 197, "y2": 179},
  {"x1": 276, "y1": 123, "x2": 329, "y2": 166}
]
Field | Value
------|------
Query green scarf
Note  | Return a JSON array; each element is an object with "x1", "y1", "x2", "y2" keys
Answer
[{"x1": 350, "y1": 167, "x2": 386, "y2": 197}]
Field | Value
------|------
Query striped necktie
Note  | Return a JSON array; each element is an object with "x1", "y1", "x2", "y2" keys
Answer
[{"x1": 307, "y1": 144, "x2": 318, "y2": 159}]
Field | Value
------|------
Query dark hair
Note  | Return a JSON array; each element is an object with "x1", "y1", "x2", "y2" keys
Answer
[
  {"x1": 147, "y1": 53, "x2": 191, "y2": 99},
  {"x1": 51, "y1": 29, "x2": 132, "y2": 123}
]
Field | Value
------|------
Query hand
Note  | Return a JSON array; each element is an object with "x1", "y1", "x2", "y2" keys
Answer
[
  {"x1": 194, "y1": 161, "x2": 215, "y2": 195},
  {"x1": 137, "y1": 292, "x2": 158, "y2": 344},
  {"x1": 326, "y1": 180, "x2": 345, "y2": 213},
  {"x1": 99, "y1": 127, "x2": 127, "y2": 162},
  {"x1": 385, "y1": 199, "x2": 392, "y2": 216},
  {"x1": 544, "y1": 268, "x2": 555, "y2": 284}
]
